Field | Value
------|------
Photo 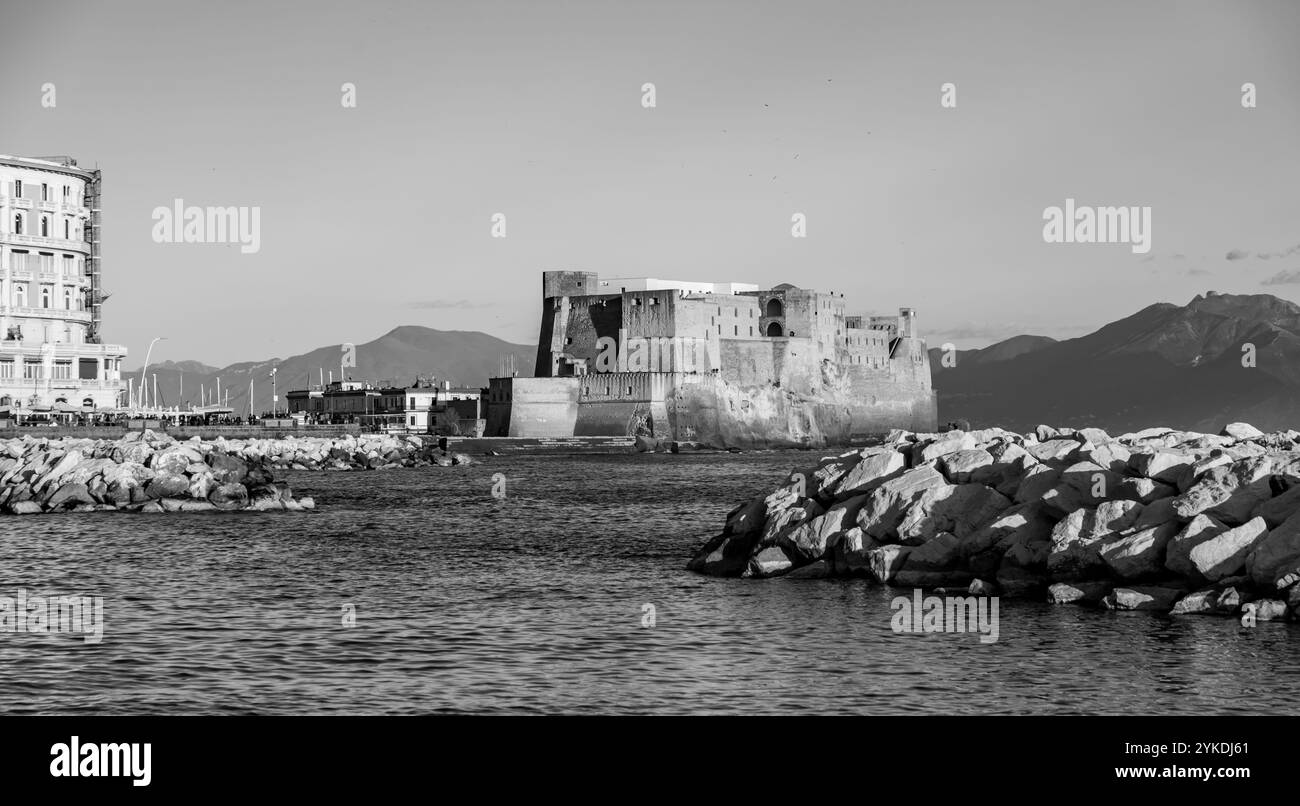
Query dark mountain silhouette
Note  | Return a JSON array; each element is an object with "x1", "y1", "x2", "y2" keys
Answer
[
  {"x1": 125, "y1": 327, "x2": 534, "y2": 416},
  {"x1": 931, "y1": 292, "x2": 1300, "y2": 434},
  {"x1": 151, "y1": 359, "x2": 221, "y2": 375},
  {"x1": 928, "y1": 334, "x2": 1056, "y2": 369}
]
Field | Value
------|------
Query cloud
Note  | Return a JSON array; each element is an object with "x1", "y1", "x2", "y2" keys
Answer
[
  {"x1": 1226, "y1": 249, "x2": 1250, "y2": 261},
  {"x1": 406, "y1": 300, "x2": 492, "y2": 310},
  {"x1": 1142, "y1": 254, "x2": 1211, "y2": 275},
  {"x1": 1258, "y1": 243, "x2": 1300, "y2": 260},
  {"x1": 1261, "y1": 270, "x2": 1300, "y2": 286}
]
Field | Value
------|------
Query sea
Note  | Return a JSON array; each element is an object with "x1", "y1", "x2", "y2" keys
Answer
[{"x1": 1, "y1": 452, "x2": 1297, "y2": 715}]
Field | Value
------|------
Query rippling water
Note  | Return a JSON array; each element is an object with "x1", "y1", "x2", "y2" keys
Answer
[{"x1": 1, "y1": 452, "x2": 1296, "y2": 715}]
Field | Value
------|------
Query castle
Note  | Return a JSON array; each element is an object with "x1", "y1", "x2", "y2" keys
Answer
[{"x1": 485, "y1": 271, "x2": 937, "y2": 447}]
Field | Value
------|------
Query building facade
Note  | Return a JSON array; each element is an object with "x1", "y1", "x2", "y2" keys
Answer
[
  {"x1": 486, "y1": 271, "x2": 937, "y2": 447},
  {"x1": 285, "y1": 378, "x2": 486, "y2": 433},
  {"x1": 0, "y1": 155, "x2": 125, "y2": 409},
  {"x1": 286, "y1": 380, "x2": 389, "y2": 424}
]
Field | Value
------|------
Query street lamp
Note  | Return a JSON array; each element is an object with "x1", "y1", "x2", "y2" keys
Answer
[
  {"x1": 137, "y1": 336, "x2": 165, "y2": 410},
  {"x1": 270, "y1": 366, "x2": 277, "y2": 418}
]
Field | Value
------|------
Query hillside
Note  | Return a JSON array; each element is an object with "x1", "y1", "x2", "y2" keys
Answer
[
  {"x1": 125, "y1": 327, "x2": 535, "y2": 415},
  {"x1": 930, "y1": 292, "x2": 1300, "y2": 433}
]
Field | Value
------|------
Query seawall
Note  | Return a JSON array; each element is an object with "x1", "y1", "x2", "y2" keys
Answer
[
  {"x1": 670, "y1": 376, "x2": 936, "y2": 449},
  {"x1": 1, "y1": 430, "x2": 471, "y2": 515},
  {"x1": 688, "y1": 422, "x2": 1300, "y2": 620}
]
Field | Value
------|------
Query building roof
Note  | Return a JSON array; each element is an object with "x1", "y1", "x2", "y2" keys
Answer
[{"x1": 0, "y1": 154, "x2": 97, "y2": 180}]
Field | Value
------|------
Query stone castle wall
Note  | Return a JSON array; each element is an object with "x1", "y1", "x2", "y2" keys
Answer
[{"x1": 512, "y1": 273, "x2": 938, "y2": 446}]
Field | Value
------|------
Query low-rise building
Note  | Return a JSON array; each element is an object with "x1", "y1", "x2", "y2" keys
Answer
[
  {"x1": 404, "y1": 380, "x2": 483, "y2": 434},
  {"x1": 288, "y1": 378, "x2": 483, "y2": 433}
]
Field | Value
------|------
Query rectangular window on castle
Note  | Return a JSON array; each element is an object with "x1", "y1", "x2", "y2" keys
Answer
[
  {"x1": 0, "y1": 361, "x2": 12, "y2": 379},
  {"x1": 42, "y1": 184, "x2": 49, "y2": 202},
  {"x1": 23, "y1": 360, "x2": 41, "y2": 380},
  {"x1": 734, "y1": 325, "x2": 738, "y2": 336},
  {"x1": 53, "y1": 361, "x2": 72, "y2": 380}
]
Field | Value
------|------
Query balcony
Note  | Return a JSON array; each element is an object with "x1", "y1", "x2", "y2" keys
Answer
[
  {"x1": 5, "y1": 198, "x2": 33, "y2": 210},
  {"x1": 5, "y1": 234, "x2": 89, "y2": 253},
  {"x1": 9, "y1": 270, "x2": 34, "y2": 281},
  {"x1": 0, "y1": 376, "x2": 122, "y2": 390},
  {"x1": 37, "y1": 200, "x2": 58, "y2": 212},
  {"x1": 0, "y1": 342, "x2": 121, "y2": 361},
  {"x1": 1, "y1": 306, "x2": 93, "y2": 322}
]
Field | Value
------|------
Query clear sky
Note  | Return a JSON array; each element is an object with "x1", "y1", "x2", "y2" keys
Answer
[{"x1": 3, "y1": 0, "x2": 1297, "y2": 367}]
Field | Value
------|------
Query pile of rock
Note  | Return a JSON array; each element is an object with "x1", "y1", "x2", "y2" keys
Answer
[
  {"x1": 688, "y1": 422, "x2": 1300, "y2": 621},
  {"x1": 200, "y1": 433, "x2": 473, "y2": 471},
  {"x1": 1, "y1": 430, "x2": 475, "y2": 515},
  {"x1": 0, "y1": 431, "x2": 301, "y2": 515}
]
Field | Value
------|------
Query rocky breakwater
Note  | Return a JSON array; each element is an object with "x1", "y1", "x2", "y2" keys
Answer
[
  {"x1": 1, "y1": 431, "x2": 475, "y2": 516},
  {"x1": 688, "y1": 422, "x2": 1300, "y2": 622},
  {"x1": 1, "y1": 431, "x2": 474, "y2": 515},
  {"x1": 235, "y1": 433, "x2": 474, "y2": 471},
  {"x1": 0, "y1": 430, "x2": 325, "y2": 515}
]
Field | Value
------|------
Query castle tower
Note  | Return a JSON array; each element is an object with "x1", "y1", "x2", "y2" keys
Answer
[
  {"x1": 899, "y1": 307, "x2": 917, "y2": 339},
  {"x1": 542, "y1": 270, "x2": 598, "y2": 299}
]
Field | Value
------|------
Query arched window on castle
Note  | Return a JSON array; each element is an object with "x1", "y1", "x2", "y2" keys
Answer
[
  {"x1": 64, "y1": 288, "x2": 72, "y2": 310},
  {"x1": 41, "y1": 287, "x2": 51, "y2": 309},
  {"x1": 41, "y1": 216, "x2": 49, "y2": 237},
  {"x1": 13, "y1": 213, "x2": 23, "y2": 235},
  {"x1": 766, "y1": 298, "x2": 783, "y2": 318}
]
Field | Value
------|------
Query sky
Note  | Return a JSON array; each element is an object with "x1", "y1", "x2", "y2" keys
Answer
[{"x1": 2, "y1": 0, "x2": 1298, "y2": 368}]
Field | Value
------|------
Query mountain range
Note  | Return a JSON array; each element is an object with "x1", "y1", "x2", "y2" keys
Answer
[
  {"x1": 929, "y1": 292, "x2": 1300, "y2": 434},
  {"x1": 126, "y1": 327, "x2": 535, "y2": 415},
  {"x1": 127, "y1": 292, "x2": 1300, "y2": 433}
]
